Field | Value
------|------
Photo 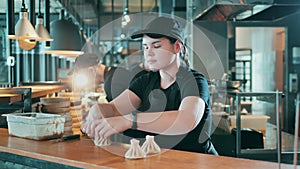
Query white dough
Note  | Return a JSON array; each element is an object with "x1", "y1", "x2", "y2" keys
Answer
[
  {"x1": 94, "y1": 136, "x2": 111, "y2": 146},
  {"x1": 141, "y1": 135, "x2": 161, "y2": 155},
  {"x1": 125, "y1": 139, "x2": 146, "y2": 159}
]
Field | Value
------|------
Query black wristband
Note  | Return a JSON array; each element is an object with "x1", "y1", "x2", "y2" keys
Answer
[{"x1": 131, "y1": 112, "x2": 137, "y2": 130}]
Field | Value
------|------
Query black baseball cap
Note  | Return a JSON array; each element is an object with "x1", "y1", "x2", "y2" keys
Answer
[
  {"x1": 131, "y1": 16, "x2": 184, "y2": 42},
  {"x1": 68, "y1": 53, "x2": 99, "y2": 75}
]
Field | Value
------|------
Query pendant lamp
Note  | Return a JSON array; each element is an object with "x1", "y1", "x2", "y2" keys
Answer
[
  {"x1": 35, "y1": 0, "x2": 52, "y2": 41},
  {"x1": 17, "y1": 39, "x2": 37, "y2": 50},
  {"x1": 43, "y1": 9, "x2": 84, "y2": 58},
  {"x1": 121, "y1": 0, "x2": 131, "y2": 27},
  {"x1": 8, "y1": 0, "x2": 40, "y2": 41}
]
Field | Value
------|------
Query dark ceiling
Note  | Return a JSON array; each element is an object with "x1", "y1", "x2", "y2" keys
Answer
[
  {"x1": 55, "y1": 0, "x2": 300, "y2": 31},
  {"x1": 2, "y1": 0, "x2": 300, "y2": 33},
  {"x1": 56, "y1": 0, "x2": 158, "y2": 30},
  {"x1": 0, "y1": 0, "x2": 158, "y2": 31}
]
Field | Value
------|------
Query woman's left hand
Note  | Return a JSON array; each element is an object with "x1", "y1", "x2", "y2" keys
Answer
[
  {"x1": 81, "y1": 104, "x2": 103, "y2": 137},
  {"x1": 93, "y1": 115, "x2": 132, "y2": 140}
]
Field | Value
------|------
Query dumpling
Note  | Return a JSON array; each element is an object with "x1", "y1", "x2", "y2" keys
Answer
[
  {"x1": 125, "y1": 139, "x2": 146, "y2": 159},
  {"x1": 141, "y1": 135, "x2": 161, "y2": 155},
  {"x1": 94, "y1": 136, "x2": 111, "y2": 146}
]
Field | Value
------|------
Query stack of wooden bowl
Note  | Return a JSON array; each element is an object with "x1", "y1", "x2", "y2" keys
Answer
[
  {"x1": 58, "y1": 92, "x2": 83, "y2": 135},
  {"x1": 40, "y1": 97, "x2": 73, "y2": 135}
]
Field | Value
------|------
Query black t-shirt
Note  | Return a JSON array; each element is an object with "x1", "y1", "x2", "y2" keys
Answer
[
  {"x1": 126, "y1": 67, "x2": 212, "y2": 153},
  {"x1": 104, "y1": 66, "x2": 148, "y2": 102}
]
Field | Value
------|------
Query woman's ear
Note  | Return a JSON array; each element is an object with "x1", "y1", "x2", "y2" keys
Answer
[{"x1": 174, "y1": 40, "x2": 182, "y2": 54}]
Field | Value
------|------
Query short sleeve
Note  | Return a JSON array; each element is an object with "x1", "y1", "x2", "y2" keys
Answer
[
  {"x1": 194, "y1": 72, "x2": 210, "y2": 104},
  {"x1": 176, "y1": 68, "x2": 210, "y2": 107}
]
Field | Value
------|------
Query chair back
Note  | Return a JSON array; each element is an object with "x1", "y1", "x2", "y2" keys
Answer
[{"x1": 0, "y1": 88, "x2": 32, "y2": 113}]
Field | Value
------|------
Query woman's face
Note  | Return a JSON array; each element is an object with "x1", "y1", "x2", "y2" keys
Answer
[{"x1": 142, "y1": 35, "x2": 180, "y2": 70}]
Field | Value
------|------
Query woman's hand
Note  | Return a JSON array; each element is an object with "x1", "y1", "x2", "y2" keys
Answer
[
  {"x1": 81, "y1": 103, "x2": 120, "y2": 138},
  {"x1": 81, "y1": 104, "x2": 102, "y2": 137},
  {"x1": 93, "y1": 114, "x2": 132, "y2": 140}
]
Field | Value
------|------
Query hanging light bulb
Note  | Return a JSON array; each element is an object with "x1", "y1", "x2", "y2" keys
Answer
[
  {"x1": 121, "y1": 0, "x2": 130, "y2": 27},
  {"x1": 17, "y1": 39, "x2": 37, "y2": 50},
  {"x1": 122, "y1": 11, "x2": 131, "y2": 27},
  {"x1": 35, "y1": 0, "x2": 53, "y2": 41},
  {"x1": 8, "y1": 0, "x2": 40, "y2": 41}
]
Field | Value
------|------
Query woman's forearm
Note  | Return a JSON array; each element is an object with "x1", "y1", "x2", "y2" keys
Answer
[
  {"x1": 111, "y1": 89, "x2": 141, "y2": 115},
  {"x1": 135, "y1": 110, "x2": 196, "y2": 135},
  {"x1": 135, "y1": 97, "x2": 204, "y2": 135}
]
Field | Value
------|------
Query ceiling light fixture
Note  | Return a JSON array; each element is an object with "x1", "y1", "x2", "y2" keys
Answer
[
  {"x1": 35, "y1": 0, "x2": 53, "y2": 42},
  {"x1": 121, "y1": 0, "x2": 130, "y2": 27},
  {"x1": 8, "y1": 0, "x2": 40, "y2": 41},
  {"x1": 43, "y1": 9, "x2": 84, "y2": 58}
]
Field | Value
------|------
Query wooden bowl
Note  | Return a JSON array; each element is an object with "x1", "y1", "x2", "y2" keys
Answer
[
  {"x1": 41, "y1": 101, "x2": 70, "y2": 108},
  {"x1": 41, "y1": 106, "x2": 70, "y2": 114},
  {"x1": 58, "y1": 92, "x2": 81, "y2": 102},
  {"x1": 40, "y1": 97, "x2": 70, "y2": 104},
  {"x1": 58, "y1": 92, "x2": 81, "y2": 98}
]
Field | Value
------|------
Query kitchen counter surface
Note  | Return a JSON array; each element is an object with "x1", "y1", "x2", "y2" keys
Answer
[{"x1": 0, "y1": 128, "x2": 297, "y2": 169}]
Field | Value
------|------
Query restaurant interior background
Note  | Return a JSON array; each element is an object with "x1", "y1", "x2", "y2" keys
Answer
[{"x1": 0, "y1": 0, "x2": 300, "y2": 165}]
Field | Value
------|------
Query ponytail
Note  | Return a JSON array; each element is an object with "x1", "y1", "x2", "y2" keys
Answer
[{"x1": 180, "y1": 44, "x2": 190, "y2": 68}]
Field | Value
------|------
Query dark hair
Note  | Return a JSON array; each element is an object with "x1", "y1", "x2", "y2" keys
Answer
[{"x1": 145, "y1": 33, "x2": 190, "y2": 67}]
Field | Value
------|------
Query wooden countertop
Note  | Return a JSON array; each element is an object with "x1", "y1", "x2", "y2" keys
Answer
[
  {"x1": 0, "y1": 129, "x2": 296, "y2": 169},
  {"x1": 0, "y1": 85, "x2": 67, "y2": 103},
  {"x1": 22, "y1": 85, "x2": 67, "y2": 98}
]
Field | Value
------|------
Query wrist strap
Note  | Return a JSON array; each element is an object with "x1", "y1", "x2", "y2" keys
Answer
[{"x1": 131, "y1": 112, "x2": 137, "y2": 130}]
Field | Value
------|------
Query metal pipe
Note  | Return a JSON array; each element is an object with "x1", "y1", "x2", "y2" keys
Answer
[
  {"x1": 6, "y1": 0, "x2": 14, "y2": 87},
  {"x1": 275, "y1": 91, "x2": 282, "y2": 168},
  {"x1": 235, "y1": 94, "x2": 241, "y2": 157},
  {"x1": 44, "y1": 0, "x2": 50, "y2": 47},
  {"x1": 293, "y1": 93, "x2": 300, "y2": 168},
  {"x1": 6, "y1": 0, "x2": 14, "y2": 35},
  {"x1": 30, "y1": 0, "x2": 36, "y2": 26},
  {"x1": 97, "y1": 0, "x2": 101, "y2": 29}
]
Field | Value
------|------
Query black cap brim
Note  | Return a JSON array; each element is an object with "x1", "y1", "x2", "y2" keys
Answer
[{"x1": 131, "y1": 29, "x2": 150, "y2": 39}]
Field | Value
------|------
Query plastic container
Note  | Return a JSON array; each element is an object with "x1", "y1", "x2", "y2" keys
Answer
[
  {"x1": 229, "y1": 115, "x2": 270, "y2": 134},
  {"x1": 3, "y1": 112, "x2": 65, "y2": 140}
]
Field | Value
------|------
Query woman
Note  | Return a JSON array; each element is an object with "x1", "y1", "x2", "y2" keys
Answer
[{"x1": 81, "y1": 16, "x2": 218, "y2": 155}]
